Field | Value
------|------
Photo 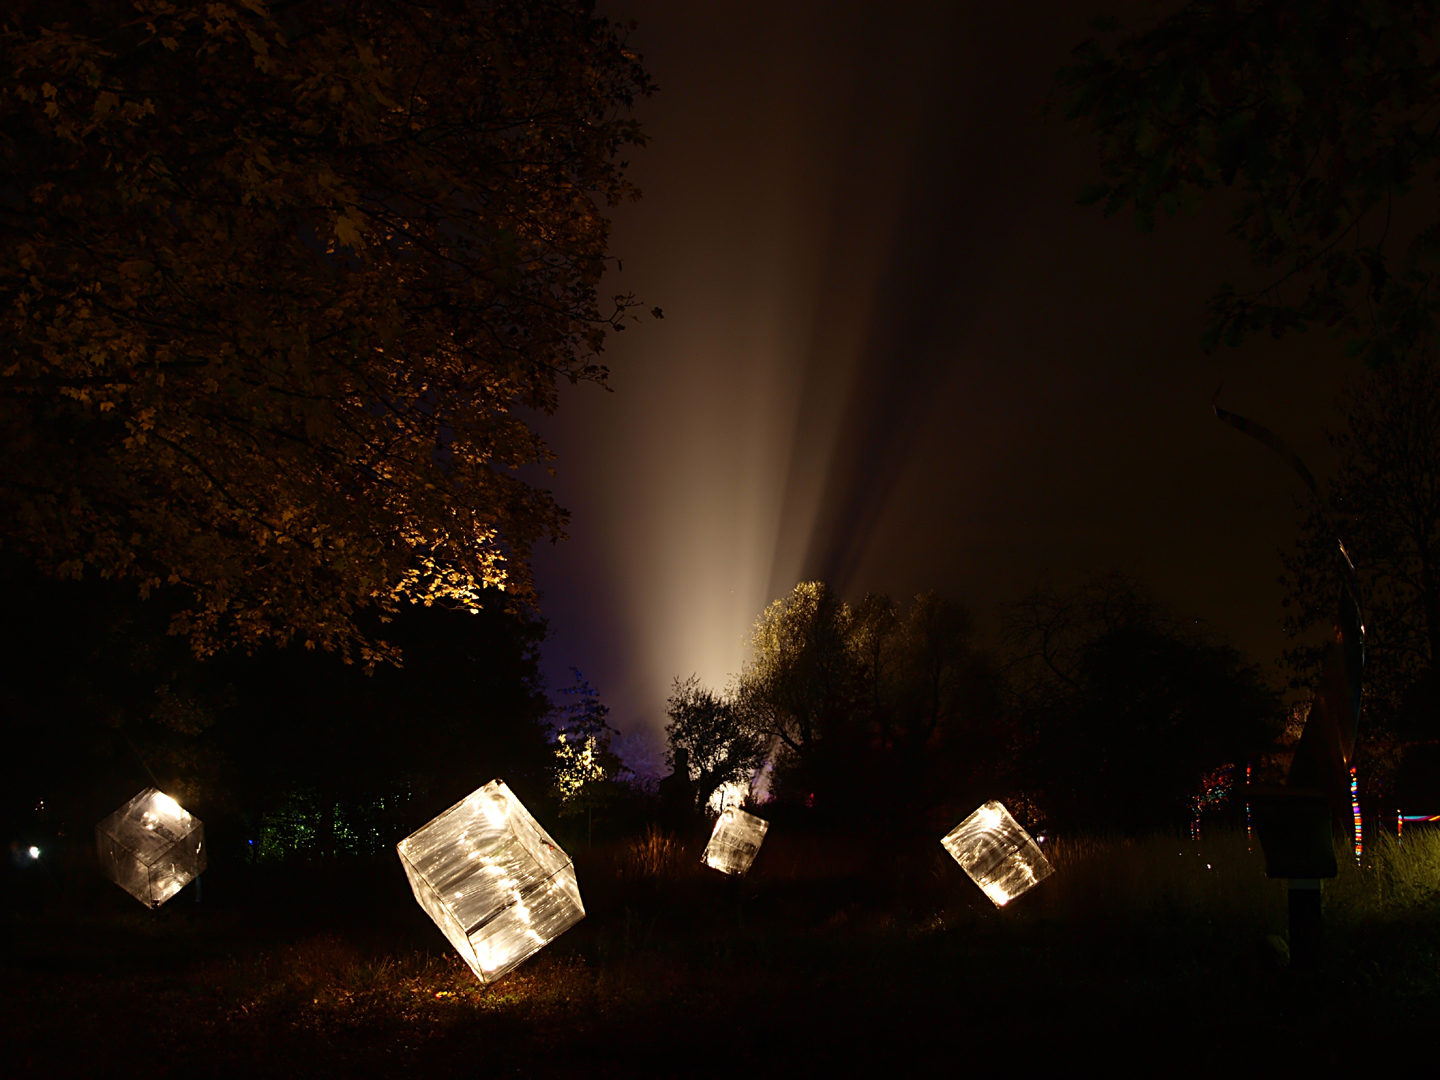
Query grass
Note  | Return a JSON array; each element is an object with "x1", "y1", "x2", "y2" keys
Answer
[{"x1": 4, "y1": 826, "x2": 1440, "y2": 1077}]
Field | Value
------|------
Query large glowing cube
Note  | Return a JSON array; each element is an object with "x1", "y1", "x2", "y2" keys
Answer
[
  {"x1": 96, "y1": 788, "x2": 206, "y2": 908},
  {"x1": 702, "y1": 806, "x2": 769, "y2": 876},
  {"x1": 396, "y1": 780, "x2": 584, "y2": 983},
  {"x1": 941, "y1": 800, "x2": 1053, "y2": 907}
]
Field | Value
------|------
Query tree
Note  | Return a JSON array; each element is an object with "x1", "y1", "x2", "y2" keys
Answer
[
  {"x1": 1007, "y1": 575, "x2": 1283, "y2": 832},
  {"x1": 735, "y1": 581, "x2": 853, "y2": 803},
  {"x1": 1056, "y1": 2, "x2": 1440, "y2": 366},
  {"x1": 735, "y1": 582, "x2": 1001, "y2": 822},
  {"x1": 216, "y1": 594, "x2": 555, "y2": 863},
  {"x1": 549, "y1": 667, "x2": 613, "y2": 744},
  {"x1": 547, "y1": 668, "x2": 619, "y2": 841},
  {"x1": 843, "y1": 591, "x2": 1002, "y2": 821},
  {"x1": 885, "y1": 594, "x2": 990, "y2": 776},
  {"x1": 0, "y1": 559, "x2": 557, "y2": 869},
  {"x1": 1282, "y1": 356, "x2": 1440, "y2": 744},
  {"x1": 663, "y1": 675, "x2": 763, "y2": 814},
  {"x1": 1, "y1": 0, "x2": 656, "y2": 662}
]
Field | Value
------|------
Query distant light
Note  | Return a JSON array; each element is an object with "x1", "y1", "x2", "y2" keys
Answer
[{"x1": 28, "y1": 846, "x2": 40, "y2": 859}]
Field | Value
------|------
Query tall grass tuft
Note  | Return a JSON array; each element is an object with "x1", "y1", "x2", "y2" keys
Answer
[
  {"x1": 619, "y1": 825, "x2": 689, "y2": 879},
  {"x1": 1328, "y1": 826, "x2": 1440, "y2": 920}
]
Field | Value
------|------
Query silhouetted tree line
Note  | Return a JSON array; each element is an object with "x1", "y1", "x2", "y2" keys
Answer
[
  {"x1": 664, "y1": 578, "x2": 1284, "y2": 836},
  {"x1": 1005, "y1": 577, "x2": 1282, "y2": 833},
  {"x1": 0, "y1": 558, "x2": 557, "y2": 889}
]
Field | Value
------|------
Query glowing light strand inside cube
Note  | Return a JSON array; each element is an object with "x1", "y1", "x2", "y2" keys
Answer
[
  {"x1": 940, "y1": 800, "x2": 1054, "y2": 908},
  {"x1": 396, "y1": 779, "x2": 584, "y2": 984},
  {"x1": 701, "y1": 806, "x2": 769, "y2": 876},
  {"x1": 94, "y1": 787, "x2": 206, "y2": 908}
]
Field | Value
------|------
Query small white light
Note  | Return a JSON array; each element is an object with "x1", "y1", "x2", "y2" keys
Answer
[{"x1": 27, "y1": 846, "x2": 40, "y2": 859}]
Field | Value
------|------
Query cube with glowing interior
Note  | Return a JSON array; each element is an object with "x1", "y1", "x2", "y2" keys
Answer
[
  {"x1": 702, "y1": 806, "x2": 769, "y2": 876},
  {"x1": 396, "y1": 779, "x2": 584, "y2": 983},
  {"x1": 95, "y1": 787, "x2": 206, "y2": 908},
  {"x1": 941, "y1": 800, "x2": 1053, "y2": 908}
]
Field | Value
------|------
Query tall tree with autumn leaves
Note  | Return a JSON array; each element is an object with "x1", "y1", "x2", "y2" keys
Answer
[{"x1": 1, "y1": 0, "x2": 656, "y2": 662}]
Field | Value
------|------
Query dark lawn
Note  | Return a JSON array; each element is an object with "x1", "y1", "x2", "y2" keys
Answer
[{"x1": 4, "y1": 829, "x2": 1438, "y2": 1077}]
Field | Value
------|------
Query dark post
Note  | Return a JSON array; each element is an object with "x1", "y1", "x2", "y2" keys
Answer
[
  {"x1": 1252, "y1": 789, "x2": 1336, "y2": 969},
  {"x1": 1287, "y1": 880, "x2": 1323, "y2": 967}
]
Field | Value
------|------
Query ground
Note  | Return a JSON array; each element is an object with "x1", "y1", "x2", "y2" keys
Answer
[{"x1": 4, "y1": 829, "x2": 1438, "y2": 1076}]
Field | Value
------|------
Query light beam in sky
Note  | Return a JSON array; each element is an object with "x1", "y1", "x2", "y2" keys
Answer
[{"x1": 532, "y1": 0, "x2": 1352, "y2": 750}]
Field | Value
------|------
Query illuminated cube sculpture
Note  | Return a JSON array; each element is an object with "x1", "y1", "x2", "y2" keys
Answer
[
  {"x1": 941, "y1": 800, "x2": 1053, "y2": 907},
  {"x1": 397, "y1": 779, "x2": 584, "y2": 983},
  {"x1": 702, "y1": 806, "x2": 769, "y2": 876},
  {"x1": 96, "y1": 787, "x2": 206, "y2": 908}
]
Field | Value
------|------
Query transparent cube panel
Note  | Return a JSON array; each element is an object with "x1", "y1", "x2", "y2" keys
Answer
[
  {"x1": 941, "y1": 800, "x2": 1053, "y2": 907},
  {"x1": 95, "y1": 787, "x2": 206, "y2": 908},
  {"x1": 702, "y1": 806, "x2": 769, "y2": 876},
  {"x1": 397, "y1": 779, "x2": 584, "y2": 983}
]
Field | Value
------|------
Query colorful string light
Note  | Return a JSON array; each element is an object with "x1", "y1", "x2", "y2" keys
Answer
[
  {"x1": 1350, "y1": 765, "x2": 1362, "y2": 862},
  {"x1": 1398, "y1": 810, "x2": 1440, "y2": 843},
  {"x1": 1190, "y1": 764, "x2": 1234, "y2": 841},
  {"x1": 1245, "y1": 762, "x2": 1252, "y2": 849}
]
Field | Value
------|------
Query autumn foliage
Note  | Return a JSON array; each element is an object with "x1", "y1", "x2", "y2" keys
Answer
[{"x1": 1, "y1": 0, "x2": 654, "y2": 660}]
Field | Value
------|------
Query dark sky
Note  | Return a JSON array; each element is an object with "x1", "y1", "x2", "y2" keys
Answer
[{"x1": 529, "y1": 0, "x2": 1355, "y2": 759}]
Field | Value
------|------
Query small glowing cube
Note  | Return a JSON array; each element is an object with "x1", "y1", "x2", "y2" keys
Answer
[
  {"x1": 397, "y1": 779, "x2": 584, "y2": 983},
  {"x1": 95, "y1": 788, "x2": 206, "y2": 908},
  {"x1": 941, "y1": 800, "x2": 1053, "y2": 907},
  {"x1": 702, "y1": 806, "x2": 769, "y2": 876}
]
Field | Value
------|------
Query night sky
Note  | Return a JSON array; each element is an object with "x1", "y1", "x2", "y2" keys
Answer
[{"x1": 530, "y1": 0, "x2": 1355, "y2": 756}]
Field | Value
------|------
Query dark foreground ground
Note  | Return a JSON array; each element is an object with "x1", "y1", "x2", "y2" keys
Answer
[{"x1": 4, "y1": 829, "x2": 1438, "y2": 1077}]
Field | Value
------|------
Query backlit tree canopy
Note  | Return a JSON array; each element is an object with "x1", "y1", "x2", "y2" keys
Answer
[
  {"x1": 664, "y1": 675, "x2": 764, "y2": 815},
  {"x1": 735, "y1": 582, "x2": 1000, "y2": 820},
  {"x1": 1057, "y1": 1, "x2": 1440, "y2": 365},
  {"x1": 1, "y1": 0, "x2": 655, "y2": 660}
]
